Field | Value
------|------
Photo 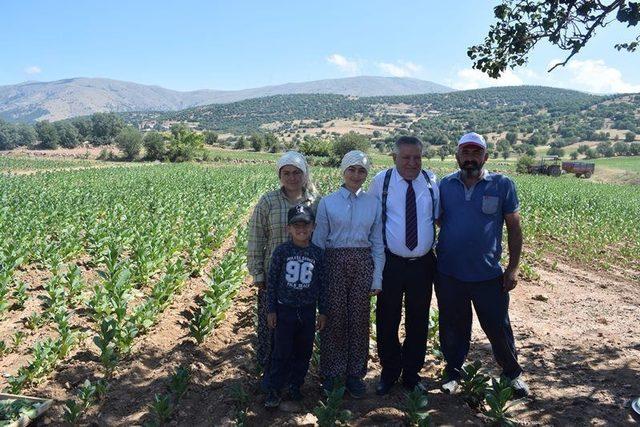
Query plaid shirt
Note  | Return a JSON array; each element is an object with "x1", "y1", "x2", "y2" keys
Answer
[{"x1": 247, "y1": 187, "x2": 319, "y2": 283}]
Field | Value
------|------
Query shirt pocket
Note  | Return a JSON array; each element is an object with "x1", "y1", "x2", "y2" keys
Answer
[{"x1": 481, "y1": 195, "x2": 500, "y2": 215}]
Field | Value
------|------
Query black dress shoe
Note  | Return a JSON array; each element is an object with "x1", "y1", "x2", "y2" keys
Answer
[{"x1": 375, "y1": 378, "x2": 396, "y2": 396}]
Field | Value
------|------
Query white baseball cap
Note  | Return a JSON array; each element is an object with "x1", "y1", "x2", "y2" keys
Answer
[{"x1": 457, "y1": 132, "x2": 487, "y2": 150}]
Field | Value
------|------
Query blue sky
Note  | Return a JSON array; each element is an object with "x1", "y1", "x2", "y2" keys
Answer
[{"x1": 2, "y1": 0, "x2": 639, "y2": 93}]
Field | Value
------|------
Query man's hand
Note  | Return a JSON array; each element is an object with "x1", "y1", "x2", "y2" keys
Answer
[
  {"x1": 503, "y1": 267, "x2": 518, "y2": 292},
  {"x1": 317, "y1": 314, "x2": 327, "y2": 331},
  {"x1": 254, "y1": 281, "x2": 266, "y2": 290},
  {"x1": 267, "y1": 312, "x2": 277, "y2": 329},
  {"x1": 370, "y1": 289, "x2": 381, "y2": 296}
]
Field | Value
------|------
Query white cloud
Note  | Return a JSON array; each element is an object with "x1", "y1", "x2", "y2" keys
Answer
[
  {"x1": 377, "y1": 61, "x2": 422, "y2": 78},
  {"x1": 326, "y1": 54, "x2": 359, "y2": 76},
  {"x1": 558, "y1": 59, "x2": 640, "y2": 93},
  {"x1": 24, "y1": 66, "x2": 42, "y2": 75},
  {"x1": 451, "y1": 68, "x2": 523, "y2": 90}
]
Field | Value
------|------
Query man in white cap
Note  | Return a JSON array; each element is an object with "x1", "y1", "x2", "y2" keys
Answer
[{"x1": 435, "y1": 132, "x2": 529, "y2": 398}]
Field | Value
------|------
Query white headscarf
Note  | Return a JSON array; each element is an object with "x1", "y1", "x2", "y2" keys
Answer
[
  {"x1": 276, "y1": 151, "x2": 308, "y2": 177},
  {"x1": 340, "y1": 150, "x2": 371, "y2": 175}
]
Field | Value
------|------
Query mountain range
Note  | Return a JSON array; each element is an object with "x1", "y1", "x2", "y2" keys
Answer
[{"x1": 0, "y1": 76, "x2": 453, "y2": 123}]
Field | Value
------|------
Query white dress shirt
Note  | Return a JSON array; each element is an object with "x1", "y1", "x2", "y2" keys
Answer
[{"x1": 368, "y1": 168, "x2": 440, "y2": 258}]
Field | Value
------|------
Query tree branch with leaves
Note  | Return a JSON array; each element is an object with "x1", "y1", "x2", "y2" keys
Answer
[{"x1": 469, "y1": 0, "x2": 640, "y2": 78}]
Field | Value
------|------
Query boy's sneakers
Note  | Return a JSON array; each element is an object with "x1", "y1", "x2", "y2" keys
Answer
[
  {"x1": 510, "y1": 375, "x2": 530, "y2": 398},
  {"x1": 288, "y1": 384, "x2": 303, "y2": 401},
  {"x1": 264, "y1": 389, "x2": 281, "y2": 408},
  {"x1": 346, "y1": 377, "x2": 366, "y2": 399},
  {"x1": 441, "y1": 379, "x2": 460, "y2": 395}
]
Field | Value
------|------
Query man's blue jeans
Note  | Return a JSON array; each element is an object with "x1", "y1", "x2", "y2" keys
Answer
[{"x1": 435, "y1": 272, "x2": 522, "y2": 381}]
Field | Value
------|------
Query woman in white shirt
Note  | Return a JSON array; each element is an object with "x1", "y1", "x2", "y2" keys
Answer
[{"x1": 312, "y1": 150, "x2": 385, "y2": 398}]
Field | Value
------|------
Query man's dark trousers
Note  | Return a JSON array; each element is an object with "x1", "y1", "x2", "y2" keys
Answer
[
  {"x1": 435, "y1": 272, "x2": 522, "y2": 381},
  {"x1": 376, "y1": 250, "x2": 436, "y2": 386},
  {"x1": 267, "y1": 303, "x2": 316, "y2": 390}
]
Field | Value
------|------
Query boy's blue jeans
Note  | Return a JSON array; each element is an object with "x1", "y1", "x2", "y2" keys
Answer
[
  {"x1": 266, "y1": 303, "x2": 316, "y2": 391},
  {"x1": 435, "y1": 272, "x2": 522, "y2": 381}
]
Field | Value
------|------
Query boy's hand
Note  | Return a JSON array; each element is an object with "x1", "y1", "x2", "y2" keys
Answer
[
  {"x1": 317, "y1": 314, "x2": 327, "y2": 331},
  {"x1": 267, "y1": 313, "x2": 277, "y2": 329},
  {"x1": 370, "y1": 289, "x2": 381, "y2": 296}
]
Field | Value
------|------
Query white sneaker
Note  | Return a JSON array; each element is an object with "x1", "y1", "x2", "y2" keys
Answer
[
  {"x1": 510, "y1": 375, "x2": 530, "y2": 398},
  {"x1": 441, "y1": 379, "x2": 460, "y2": 395}
]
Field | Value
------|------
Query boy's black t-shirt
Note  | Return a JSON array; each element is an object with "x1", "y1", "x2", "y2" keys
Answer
[{"x1": 267, "y1": 241, "x2": 327, "y2": 315}]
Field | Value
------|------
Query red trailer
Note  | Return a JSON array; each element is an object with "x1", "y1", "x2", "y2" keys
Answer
[{"x1": 562, "y1": 161, "x2": 595, "y2": 178}]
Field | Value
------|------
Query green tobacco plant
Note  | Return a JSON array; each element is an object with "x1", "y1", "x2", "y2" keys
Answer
[
  {"x1": 427, "y1": 308, "x2": 441, "y2": 358},
  {"x1": 229, "y1": 383, "x2": 249, "y2": 427},
  {"x1": 93, "y1": 318, "x2": 119, "y2": 376},
  {"x1": 484, "y1": 377, "x2": 523, "y2": 426},
  {"x1": 63, "y1": 399, "x2": 83, "y2": 424},
  {"x1": 169, "y1": 365, "x2": 190, "y2": 398},
  {"x1": 11, "y1": 281, "x2": 29, "y2": 310},
  {"x1": 313, "y1": 386, "x2": 352, "y2": 427},
  {"x1": 404, "y1": 387, "x2": 432, "y2": 426},
  {"x1": 459, "y1": 361, "x2": 491, "y2": 409}
]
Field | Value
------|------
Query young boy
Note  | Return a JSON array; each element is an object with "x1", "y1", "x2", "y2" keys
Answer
[{"x1": 264, "y1": 204, "x2": 328, "y2": 408}]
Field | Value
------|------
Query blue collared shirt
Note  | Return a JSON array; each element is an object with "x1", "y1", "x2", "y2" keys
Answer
[
  {"x1": 436, "y1": 170, "x2": 519, "y2": 282},
  {"x1": 312, "y1": 186, "x2": 385, "y2": 290}
]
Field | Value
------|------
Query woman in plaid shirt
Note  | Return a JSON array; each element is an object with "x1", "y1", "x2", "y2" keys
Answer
[{"x1": 247, "y1": 151, "x2": 319, "y2": 387}]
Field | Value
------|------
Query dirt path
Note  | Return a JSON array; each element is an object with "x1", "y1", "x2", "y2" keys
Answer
[
  {"x1": 153, "y1": 253, "x2": 640, "y2": 426},
  {"x1": 11, "y1": 248, "x2": 638, "y2": 425}
]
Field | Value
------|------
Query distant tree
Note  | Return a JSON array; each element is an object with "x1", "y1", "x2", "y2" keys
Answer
[
  {"x1": 203, "y1": 130, "x2": 219, "y2": 145},
  {"x1": 235, "y1": 136, "x2": 246, "y2": 150},
  {"x1": 497, "y1": 139, "x2": 511, "y2": 152},
  {"x1": 528, "y1": 132, "x2": 548, "y2": 146},
  {"x1": 516, "y1": 155, "x2": 534, "y2": 173},
  {"x1": 299, "y1": 137, "x2": 332, "y2": 157},
  {"x1": 424, "y1": 146, "x2": 436, "y2": 159},
  {"x1": 34, "y1": 120, "x2": 59, "y2": 149},
  {"x1": 91, "y1": 113, "x2": 125, "y2": 145},
  {"x1": 614, "y1": 141, "x2": 630, "y2": 155},
  {"x1": 505, "y1": 131, "x2": 517, "y2": 145},
  {"x1": 250, "y1": 133, "x2": 264, "y2": 152},
  {"x1": 585, "y1": 148, "x2": 598, "y2": 159},
  {"x1": 264, "y1": 133, "x2": 279, "y2": 151},
  {"x1": 625, "y1": 131, "x2": 636, "y2": 142},
  {"x1": 524, "y1": 144, "x2": 537, "y2": 157},
  {"x1": 15, "y1": 123, "x2": 37, "y2": 148},
  {"x1": 166, "y1": 124, "x2": 204, "y2": 162},
  {"x1": 576, "y1": 144, "x2": 589, "y2": 154},
  {"x1": 596, "y1": 141, "x2": 615, "y2": 158},
  {"x1": 55, "y1": 121, "x2": 81, "y2": 148},
  {"x1": 332, "y1": 132, "x2": 370, "y2": 160},
  {"x1": 70, "y1": 116, "x2": 93, "y2": 140},
  {"x1": 547, "y1": 146, "x2": 565, "y2": 157},
  {"x1": 469, "y1": 1, "x2": 640, "y2": 78},
  {"x1": 143, "y1": 131, "x2": 166, "y2": 161},
  {"x1": 570, "y1": 151, "x2": 579, "y2": 160},
  {"x1": 115, "y1": 126, "x2": 143, "y2": 161},
  {"x1": 501, "y1": 148, "x2": 511, "y2": 159},
  {"x1": 438, "y1": 145, "x2": 449, "y2": 161},
  {"x1": 0, "y1": 120, "x2": 17, "y2": 150}
]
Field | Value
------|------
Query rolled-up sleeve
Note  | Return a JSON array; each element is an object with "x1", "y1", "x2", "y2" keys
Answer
[
  {"x1": 369, "y1": 200, "x2": 385, "y2": 290},
  {"x1": 247, "y1": 196, "x2": 269, "y2": 282}
]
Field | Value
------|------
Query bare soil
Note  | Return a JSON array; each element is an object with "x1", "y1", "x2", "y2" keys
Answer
[{"x1": 2, "y1": 246, "x2": 634, "y2": 426}]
